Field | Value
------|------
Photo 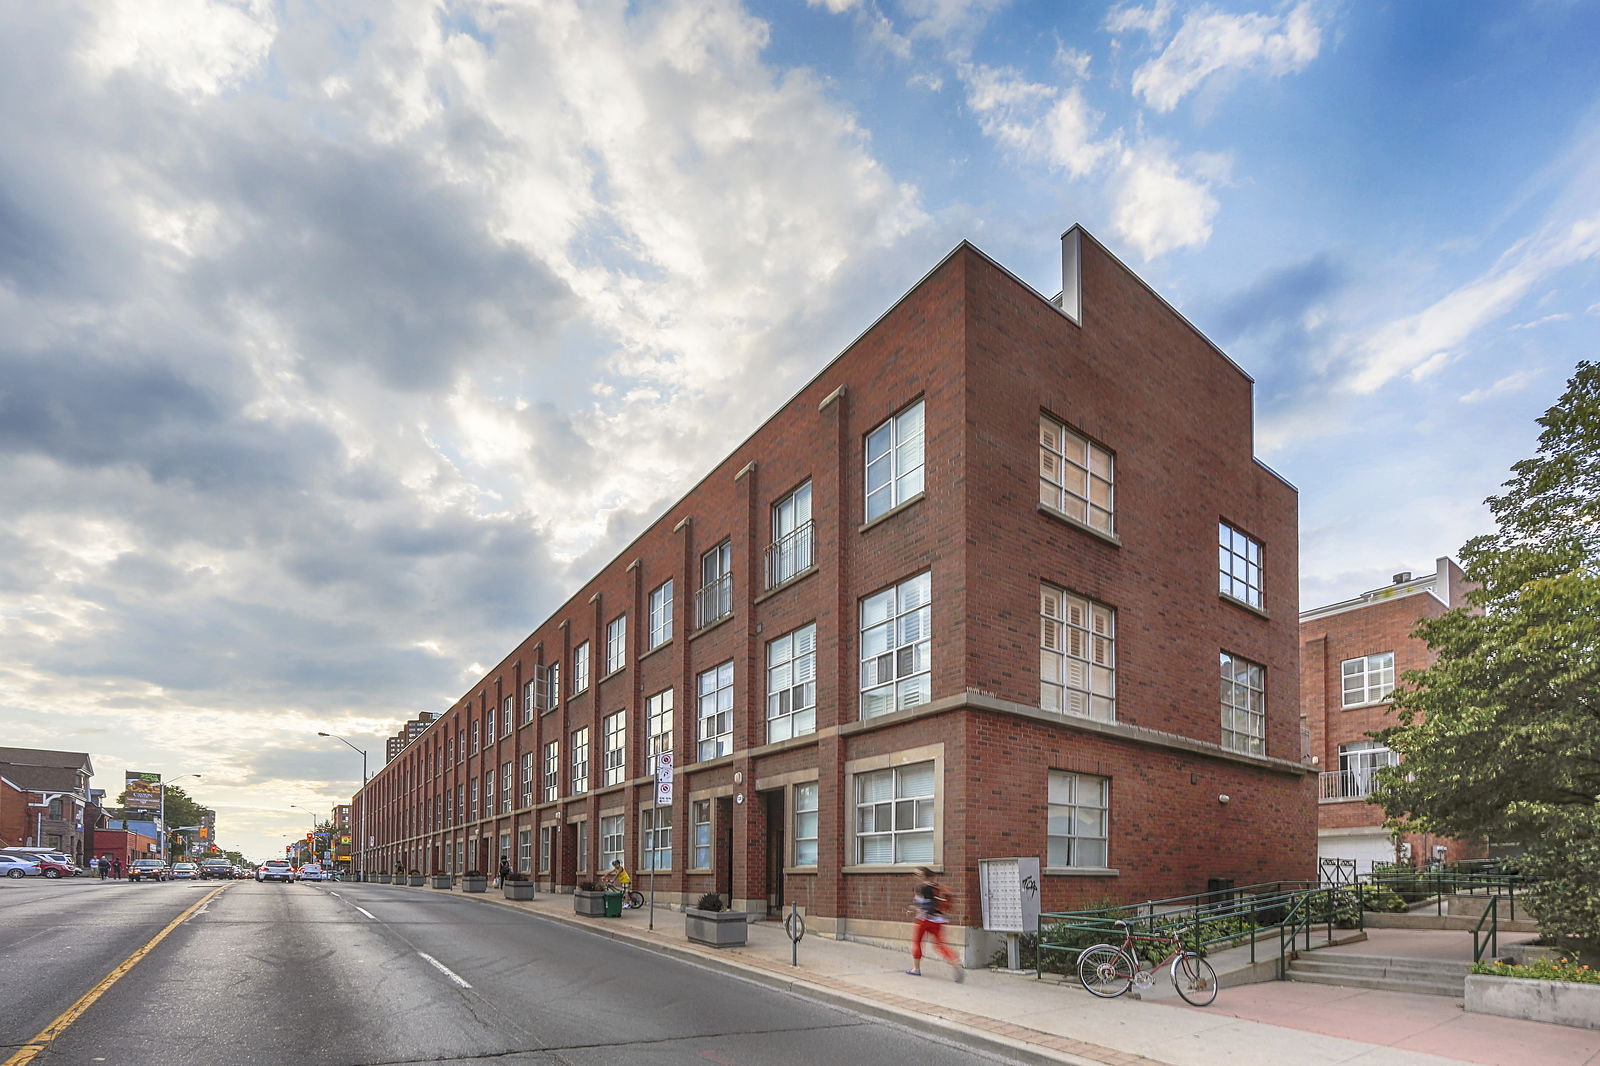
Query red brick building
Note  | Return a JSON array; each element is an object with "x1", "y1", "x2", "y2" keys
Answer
[
  {"x1": 356, "y1": 227, "x2": 1313, "y2": 960},
  {"x1": 1301, "y1": 557, "x2": 1481, "y2": 872}
]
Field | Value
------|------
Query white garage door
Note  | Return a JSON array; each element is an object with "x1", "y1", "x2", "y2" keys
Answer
[{"x1": 1318, "y1": 831, "x2": 1393, "y2": 872}]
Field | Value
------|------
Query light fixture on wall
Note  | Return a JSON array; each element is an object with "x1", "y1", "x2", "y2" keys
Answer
[{"x1": 1217, "y1": 794, "x2": 1231, "y2": 805}]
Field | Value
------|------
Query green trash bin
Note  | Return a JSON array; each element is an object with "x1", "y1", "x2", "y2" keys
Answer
[{"x1": 603, "y1": 892, "x2": 624, "y2": 917}]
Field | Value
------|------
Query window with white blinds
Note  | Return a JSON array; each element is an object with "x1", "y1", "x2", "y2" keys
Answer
[
  {"x1": 860, "y1": 572, "x2": 931, "y2": 719},
  {"x1": 853, "y1": 761, "x2": 935, "y2": 864},
  {"x1": 1040, "y1": 584, "x2": 1116, "y2": 722}
]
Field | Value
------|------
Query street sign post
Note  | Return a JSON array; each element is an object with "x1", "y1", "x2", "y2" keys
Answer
[{"x1": 651, "y1": 751, "x2": 673, "y2": 930}]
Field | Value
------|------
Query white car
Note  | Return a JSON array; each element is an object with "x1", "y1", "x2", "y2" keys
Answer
[
  {"x1": 0, "y1": 854, "x2": 41, "y2": 878},
  {"x1": 297, "y1": 863, "x2": 328, "y2": 882}
]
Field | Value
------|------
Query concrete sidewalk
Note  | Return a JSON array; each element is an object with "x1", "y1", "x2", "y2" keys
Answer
[{"x1": 379, "y1": 884, "x2": 1600, "y2": 1066}]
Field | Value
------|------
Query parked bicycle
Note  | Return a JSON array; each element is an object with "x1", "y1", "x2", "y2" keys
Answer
[
  {"x1": 599, "y1": 872, "x2": 645, "y2": 909},
  {"x1": 1077, "y1": 918, "x2": 1218, "y2": 1006}
]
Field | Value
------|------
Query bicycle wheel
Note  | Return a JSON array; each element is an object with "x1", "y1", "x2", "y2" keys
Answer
[
  {"x1": 1171, "y1": 952, "x2": 1218, "y2": 1006},
  {"x1": 626, "y1": 889, "x2": 644, "y2": 909},
  {"x1": 1078, "y1": 945, "x2": 1136, "y2": 998}
]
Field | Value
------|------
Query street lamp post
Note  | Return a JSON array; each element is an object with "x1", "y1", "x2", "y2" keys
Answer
[
  {"x1": 290, "y1": 803, "x2": 316, "y2": 867},
  {"x1": 160, "y1": 773, "x2": 202, "y2": 867},
  {"x1": 317, "y1": 731, "x2": 369, "y2": 880}
]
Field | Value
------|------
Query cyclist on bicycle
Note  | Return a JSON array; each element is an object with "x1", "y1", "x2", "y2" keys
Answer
[{"x1": 603, "y1": 859, "x2": 634, "y2": 904}]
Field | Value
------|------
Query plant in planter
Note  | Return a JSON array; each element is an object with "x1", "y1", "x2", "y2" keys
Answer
[
  {"x1": 1466, "y1": 956, "x2": 1600, "y2": 1029},
  {"x1": 686, "y1": 892, "x2": 748, "y2": 948},
  {"x1": 461, "y1": 869, "x2": 489, "y2": 893},
  {"x1": 574, "y1": 880, "x2": 608, "y2": 916},
  {"x1": 430, "y1": 870, "x2": 452, "y2": 889},
  {"x1": 502, "y1": 872, "x2": 536, "y2": 901},
  {"x1": 407, "y1": 868, "x2": 425, "y2": 887}
]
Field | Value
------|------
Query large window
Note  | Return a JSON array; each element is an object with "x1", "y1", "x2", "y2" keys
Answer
[
  {"x1": 697, "y1": 540, "x2": 733, "y2": 628},
  {"x1": 1220, "y1": 652, "x2": 1266, "y2": 755},
  {"x1": 641, "y1": 807, "x2": 671, "y2": 871},
  {"x1": 1039, "y1": 584, "x2": 1115, "y2": 722},
  {"x1": 468, "y1": 778, "x2": 479, "y2": 820},
  {"x1": 487, "y1": 707, "x2": 496, "y2": 741},
  {"x1": 470, "y1": 719, "x2": 480, "y2": 754},
  {"x1": 502, "y1": 696, "x2": 514, "y2": 736},
  {"x1": 865, "y1": 399, "x2": 925, "y2": 521},
  {"x1": 854, "y1": 761, "x2": 934, "y2": 864},
  {"x1": 767, "y1": 622, "x2": 817, "y2": 742},
  {"x1": 794, "y1": 782, "x2": 819, "y2": 867},
  {"x1": 697, "y1": 661, "x2": 734, "y2": 761},
  {"x1": 523, "y1": 680, "x2": 537, "y2": 724},
  {"x1": 1342, "y1": 652, "x2": 1394, "y2": 707},
  {"x1": 573, "y1": 642, "x2": 590, "y2": 694},
  {"x1": 1039, "y1": 413, "x2": 1114, "y2": 535},
  {"x1": 519, "y1": 752, "x2": 534, "y2": 808},
  {"x1": 1219, "y1": 522, "x2": 1264, "y2": 609},
  {"x1": 1330, "y1": 740, "x2": 1398, "y2": 800},
  {"x1": 571, "y1": 727, "x2": 590, "y2": 795},
  {"x1": 574, "y1": 820, "x2": 589, "y2": 873},
  {"x1": 542, "y1": 740, "x2": 559, "y2": 803},
  {"x1": 484, "y1": 770, "x2": 495, "y2": 815},
  {"x1": 648, "y1": 580, "x2": 673, "y2": 649},
  {"x1": 768, "y1": 480, "x2": 814, "y2": 587},
  {"x1": 603, "y1": 711, "x2": 626, "y2": 787},
  {"x1": 1048, "y1": 771, "x2": 1109, "y2": 868},
  {"x1": 647, "y1": 689, "x2": 674, "y2": 773},
  {"x1": 538, "y1": 826, "x2": 552, "y2": 873},
  {"x1": 518, "y1": 829, "x2": 532, "y2": 874},
  {"x1": 860, "y1": 571, "x2": 931, "y2": 719},
  {"x1": 600, "y1": 814, "x2": 624, "y2": 871},
  {"x1": 500, "y1": 760, "x2": 513, "y2": 812},
  {"x1": 691, "y1": 799, "x2": 711, "y2": 869},
  {"x1": 606, "y1": 615, "x2": 627, "y2": 675}
]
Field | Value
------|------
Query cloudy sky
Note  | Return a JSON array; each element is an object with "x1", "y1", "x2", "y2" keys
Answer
[{"x1": 3, "y1": 0, "x2": 1597, "y2": 862}]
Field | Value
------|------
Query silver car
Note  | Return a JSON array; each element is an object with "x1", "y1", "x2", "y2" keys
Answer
[{"x1": 0, "y1": 854, "x2": 40, "y2": 878}]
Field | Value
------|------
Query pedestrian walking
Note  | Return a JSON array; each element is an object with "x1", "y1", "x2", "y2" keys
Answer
[
  {"x1": 89, "y1": 856, "x2": 101, "y2": 878},
  {"x1": 497, "y1": 854, "x2": 511, "y2": 887},
  {"x1": 905, "y1": 866, "x2": 963, "y2": 982},
  {"x1": 113, "y1": 857, "x2": 123, "y2": 879},
  {"x1": 103, "y1": 854, "x2": 115, "y2": 880}
]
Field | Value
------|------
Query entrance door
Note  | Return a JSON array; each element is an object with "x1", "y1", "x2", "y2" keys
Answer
[{"x1": 764, "y1": 790, "x2": 785, "y2": 917}]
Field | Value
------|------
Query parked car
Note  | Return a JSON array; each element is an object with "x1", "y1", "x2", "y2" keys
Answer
[
  {"x1": 256, "y1": 859, "x2": 293, "y2": 883},
  {"x1": 0, "y1": 854, "x2": 41, "y2": 878},
  {"x1": 199, "y1": 860, "x2": 233, "y2": 880},
  {"x1": 128, "y1": 859, "x2": 169, "y2": 882},
  {"x1": 29, "y1": 856, "x2": 80, "y2": 879},
  {"x1": 1, "y1": 848, "x2": 78, "y2": 875},
  {"x1": 297, "y1": 863, "x2": 327, "y2": 882}
]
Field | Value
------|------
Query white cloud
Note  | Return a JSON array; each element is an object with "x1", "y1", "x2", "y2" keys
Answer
[
  {"x1": 79, "y1": 0, "x2": 276, "y2": 98},
  {"x1": 1110, "y1": 142, "x2": 1225, "y2": 258},
  {"x1": 1460, "y1": 370, "x2": 1538, "y2": 404},
  {"x1": 1104, "y1": 0, "x2": 1174, "y2": 38},
  {"x1": 1131, "y1": 2, "x2": 1321, "y2": 113},
  {"x1": 1511, "y1": 311, "x2": 1572, "y2": 330}
]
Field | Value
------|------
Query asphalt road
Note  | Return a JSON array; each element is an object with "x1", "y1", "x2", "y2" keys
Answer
[{"x1": 0, "y1": 878, "x2": 1019, "y2": 1065}]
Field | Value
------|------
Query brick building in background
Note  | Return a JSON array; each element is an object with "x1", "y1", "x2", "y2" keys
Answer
[
  {"x1": 1301, "y1": 557, "x2": 1484, "y2": 872},
  {"x1": 356, "y1": 226, "x2": 1312, "y2": 961}
]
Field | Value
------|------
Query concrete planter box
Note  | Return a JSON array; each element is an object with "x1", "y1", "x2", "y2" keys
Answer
[
  {"x1": 686, "y1": 908, "x2": 749, "y2": 948},
  {"x1": 430, "y1": 875, "x2": 452, "y2": 889},
  {"x1": 574, "y1": 890, "x2": 608, "y2": 917},
  {"x1": 462, "y1": 876, "x2": 488, "y2": 893},
  {"x1": 407, "y1": 874, "x2": 424, "y2": 887},
  {"x1": 503, "y1": 881, "x2": 536, "y2": 901},
  {"x1": 372, "y1": 873, "x2": 390, "y2": 884},
  {"x1": 1466, "y1": 973, "x2": 1600, "y2": 1030}
]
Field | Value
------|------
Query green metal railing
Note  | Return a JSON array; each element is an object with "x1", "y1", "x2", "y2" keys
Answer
[{"x1": 1472, "y1": 895, "x2": 1500, "y2": 962}]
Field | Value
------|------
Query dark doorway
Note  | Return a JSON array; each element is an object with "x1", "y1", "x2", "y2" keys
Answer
[
  {"x1": 716, "y1": 797, "x2": 734, "y2": 902},
  {"x1": 763, "y1": 790, "x2": 785, "y2": 917}
]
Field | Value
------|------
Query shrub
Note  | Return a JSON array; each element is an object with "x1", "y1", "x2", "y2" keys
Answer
[
  {"x1": 696, "y1": 892, "x2": 726, "y2": 912},
  {"x1": 503, "y1": 872, "x2": 528, "y2": 882},
  {"x1": 464, "y1": 869, "x2": 485, "y2": 878},
  {"x1": 1471, "y1": 957, "x2": 1600, "y2": 985},
  {"x1": 577, "y1": 880, "x2": 602, "y2": 892},
  {"x1": 408, "y1": 869, "x2": 420, "y2": 876}
]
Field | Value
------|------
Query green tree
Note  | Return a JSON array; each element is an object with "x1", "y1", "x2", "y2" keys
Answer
[{"x1": 1376, "y1": 361, "x2": 1600, "y2": 950}]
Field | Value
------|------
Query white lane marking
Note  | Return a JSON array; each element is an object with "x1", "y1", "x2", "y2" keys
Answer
[
  {"x1": 328, "y1": 891, "x2": 341, "y2": 899},
  {"x1": 354, "y1": 906, "x2": 376, "y2": 919},
  {"x1": 418, "y1": 953, "x2": 472, "y2": 989}
]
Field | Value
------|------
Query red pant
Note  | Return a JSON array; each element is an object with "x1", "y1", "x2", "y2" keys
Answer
[{"x1": 912, "y1": 917, "x2": 958, "y2": 964}]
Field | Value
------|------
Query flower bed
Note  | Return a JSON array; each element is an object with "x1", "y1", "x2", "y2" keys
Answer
[{"x1": 1466, "y1": 958, "x2": 1600, "y2": 1030}]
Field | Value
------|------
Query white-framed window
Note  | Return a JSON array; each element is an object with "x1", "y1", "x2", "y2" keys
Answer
[
  {"x1": 768, "y1": 480, "x2": 814, "y2": 587},
  {"x1": 538, "y1": 825, "x2": 552, "y2": 873},
  {"x1": 571, "y1": 727, "x2": 590, "y2": 795},
  {"x1": 647, "y1": 689, "x2": 673, "y2": 773},
  {"x1": 469, "y1": 778, "x2": 479, "y2": 820},
  {"x1": 487, "y1": 707, "x2": 496, "y2": 741},
  {"x1": 1220, "y1": 652, "x2": 1266, "y2": 755},
  {"x1": 503, "y1": 696, "x2": 514, "y2": 736},
  {"x1": 854, "y1": 761, "x2": 934, "y2": 864},
  {"x1": 538, "y1": 661, "x2": 560, "y2": 712},
  {"x1": 859, "y1": 571, "x2": 931, "y2": 719},
  {"x1": 1039, "y1": 413, "x2": 1114, "y2": 535},
  {"x1": 470, "y1": 719, "x2": 480, "y2": 754},
  {"x1": 697, "y1": 540, "x2": 733, "y2": 628},
  {"x1": 697, "y1": 661, "x2": 734, "y2": 761},
  {"x1": 484, "y1": 770, "x2": 495, "y2": 815},
  {"x1": 573, "y1": 642, "x2": 590, "y2": 694},
  {"x1": 523, "y1": 680, "x2": 538, "y2": 724},
  {"x1": 1040, "y1": 584, "x2": 1115, "y2": 722},
  {"x1": 648, "y1": 580, "x2": 673, "y2": 649},
  {"x1": 1219, "y1": 522, "x2": 1263, "y2": 609},
  {"x1": 793, "y1": 781, "x2": 819, "y2": 867},
  {"x1": 691, "y1": 799, "x2": 711, "y2": 869},
  {"x1": 1333, "y1": 740, "x2": 1399, "y2": 800},
  {"x1": 865, "y1": 398, "x2": 925, "y2": 521},
  {"x1": 447, "y1": 734, "x2": 455, "y2": 763},
  {"x1": 574, "y1": 820, "x2": 589, "y2": 873},
  {"x1": 641, "y1": 807, "x2": 671, "y2": 871},
  {"x1": 603, "y1": 711, "x2": 626, "y2": 787},
  {"x1": 606, "y1": 615, "x2": 627, "y2": 675},
  {"x1": 1048, "y1": 770, "x2": 1109, "y2": 868},
  {"x1": 1341, "y1": 652, "x2": 1394, "y2": 707},
  {"x1": 600, "y1": 814, "x2": 624, "y2": 871},
  {"x1": 456, "y1": 784, "x2": 464, "y2": 824},
  {"x1": 498, "y1": 832, "x2": 511, "y2": 870},
  {"x1": 518, "y1": 829, "x2": 532, "y2": 874},
  {"x1": 542, "y1": 740, "x2": 559, "y2": 803},
  {"x1": 767, "y1": 622, "x2": 817, "y2": 741},
  {"x1": 519, "y1": 752, "x2": 534, "y2": 808},
  {"x1": 500, "y1": 760, "x2": 512, "y2": 811}
]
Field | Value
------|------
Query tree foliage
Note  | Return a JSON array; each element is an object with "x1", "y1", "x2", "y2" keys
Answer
[{"x1": 1376, "y1": 361, "x2": 1600, "y2": 949}]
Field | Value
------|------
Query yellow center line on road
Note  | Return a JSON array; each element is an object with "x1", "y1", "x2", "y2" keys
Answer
[{"x1": 3, "y1": 884, "x2": 231, "y2": 1066}]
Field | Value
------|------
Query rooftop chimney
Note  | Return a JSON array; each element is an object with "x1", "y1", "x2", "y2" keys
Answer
[
  {"x1": 1058, "y1": 228, "x2": 1081, "y2": 325},
  {"x1": 1392, "y1": 572, "x2": 1412, "y2": 584}
]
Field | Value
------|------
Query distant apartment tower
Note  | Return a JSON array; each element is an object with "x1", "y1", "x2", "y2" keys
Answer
[
  {"x1": 1301, "y1": 557, "x2": 1483, "y2": 871},
  {"x1": 386, "y1": 713, "x2": 440, "y2": 762},
  {"x1": 356, "y1": 227, "x2": 1311, "y2": 957}
]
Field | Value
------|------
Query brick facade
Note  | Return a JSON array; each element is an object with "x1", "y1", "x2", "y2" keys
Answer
[
  {"x1": 1301, "y1": 557, "x2": 1483, "y2": 871},
  {"x1": 356, "y1": 228, "x2": 1313, "y2": 958}
]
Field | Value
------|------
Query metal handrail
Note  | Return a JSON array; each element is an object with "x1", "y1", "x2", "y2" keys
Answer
[
  {"x1": 1472, "y1": 894, "x2": 1499, "y2": 962},
  {"x1": 695, "y1": 574, "x2": 732, "y2": 628}
]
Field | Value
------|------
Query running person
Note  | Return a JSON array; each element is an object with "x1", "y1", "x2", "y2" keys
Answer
[{"x1": 906, "y1": 867, "x2": 963, "y2": 981}]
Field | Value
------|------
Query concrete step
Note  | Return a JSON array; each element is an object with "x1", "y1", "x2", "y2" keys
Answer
[
  {"x1": 1286, "y1": 953, "x2": 1467, "y2": 997},
  {"x1": 1287, "y1": 968, "x2": 1466, "y2": 997}
]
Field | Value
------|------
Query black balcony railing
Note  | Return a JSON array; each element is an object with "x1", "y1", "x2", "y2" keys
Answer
[
  {"x1": 696, "y1": 574, "x2": 732, "y2": 628},
  {"x1": 765, "y1": 521, "x2": 815, "y2": 589}
]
